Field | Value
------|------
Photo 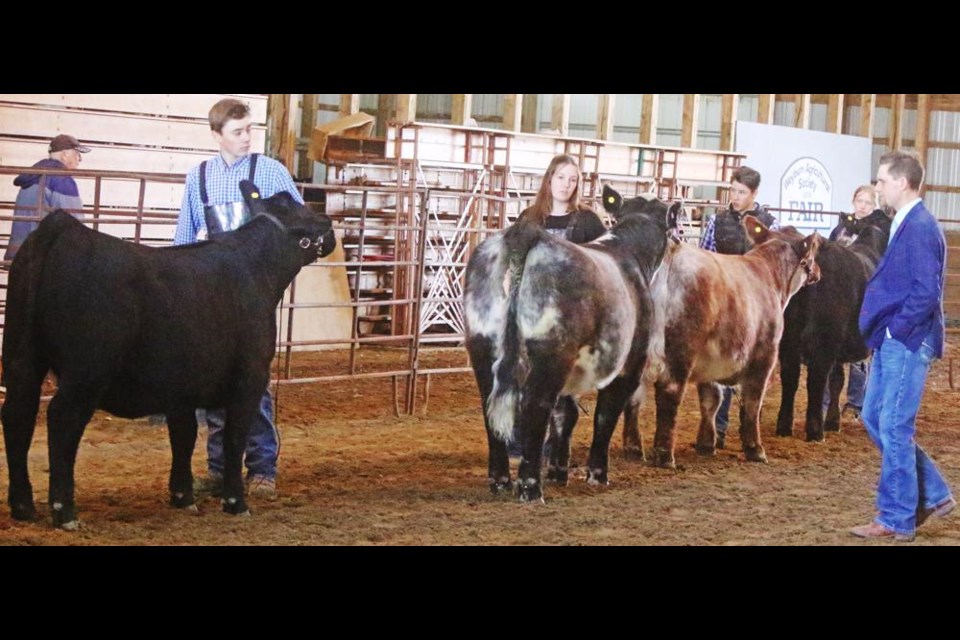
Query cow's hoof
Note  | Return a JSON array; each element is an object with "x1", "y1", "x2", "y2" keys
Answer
[
  {"x1": 743, "y1": 446, "x2": 768, "y2": 463},
  {"x1": 10, "y1": 501, "x2": 36, "y2": 522},
  {"x1": 623, "y1": 446, "x2": 645, "y2": 461},
  {"x1": 488, "y1": 477, "x2": 513, "y2": 496},
  {"x1": 184, "y1": 504, "x2": 200, "y2": 514},
  {"x1": 823, "y1": 421, "x2": 841, "y2": 433},
  {"x1": 170, "y1": 491, "x2": 197, "y2": 509},
  {"x1": 653, "y1": 448, "x2": 676, "y2": 469},
  {"x1": 805, "y1": 431, "x2": 825, "y2": 443},
  {"x1": 51, "y1": 502, "x2": 77, "y2": 529},
  {"x1": 694, "y1": 443, "x2": 716, "y2": 456},
  {"x1": 517, "y1": 479, "x2": 543, "y2": 503},
  {"x1": 546, "y1": 465, "x2": 568, "y2": 485},
  {"x1": 221, "y1": 497, "x2": 250, "y2": 515},
  {"x1": 586, "y1": 468, "x2": 608, "y2": 486}
]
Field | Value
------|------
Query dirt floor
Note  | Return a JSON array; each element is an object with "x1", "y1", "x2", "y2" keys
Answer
[{"x1": 2, "y1": 343, "x2": 959, "y2": 546}]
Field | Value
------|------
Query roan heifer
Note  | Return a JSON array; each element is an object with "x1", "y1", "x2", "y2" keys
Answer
[{"x1": 465, "y1": 186, "x2": 679, "y2": 502}]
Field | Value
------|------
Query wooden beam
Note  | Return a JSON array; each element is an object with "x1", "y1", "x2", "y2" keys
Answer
[
  {"x1": 597, "y1": 94, "x2": 616, "y2": 141},
  {"x1": 521, "y1": 93, "x2": 539, "y2": 133},
  {"x1": 640, "y1": 93, "x2": 658, "y2": 144},
  {"x1": 860, "y1": 94, "x2": 876, "y2": 138},
  {"x1": 395, "y1": 94, "x2": 417, "y2": 122},
  {"x1": 451, "y1": 94, "x2": 472, "y2": 125},
  {"x1": 890, "y1": 93, "x2": 906, "y2": 149},
  {"x1": 931, "y1": 94, "x2": 960, "y2": 111},
  {"x1": 551, "y1": 94, "x2": 570, "y2": 136},
  {"x1": 720, "y1": 94, "x2": 738, "y2": 150},
  {"x1": 924, "y1": 185, "x2": 960, "y2": 194},
  {"x1": 681, "y1": 94, "x2": 700, "y2": 148},
  {"x1": 503, "y1": 94, "x2": 522, "y2": 132},
  {"x1": 339, "y1": 94, "x2": 360, "y2": 117},
  {"x1": 794, "y1": 94, "x2": 811, "y2": 129},
  {"x1": 757, "y1": 94, "x2": 776, "y2": 124},
  {"x1": 928, "y1": 141, "x2": 960, "y2": 150},
  {"x1": 826, "y1": 93, "x2": 844, "y2": 134},
  {"x1": 874, "y1": 137, "x2": 916, "y2": 147},
  {"x1": 916, "y1": 93, "x2": 931, "y2": 165}
]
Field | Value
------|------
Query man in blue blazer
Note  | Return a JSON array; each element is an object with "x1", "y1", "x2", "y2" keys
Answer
[{"x1": 852, "y1": 150, "x2": 955, "y2": 542}]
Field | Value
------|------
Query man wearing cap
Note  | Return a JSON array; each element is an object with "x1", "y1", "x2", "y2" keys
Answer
[
  {"x1": 173, "y1": 97, "x2": 302, "y2": 500},
  {"x1": 4, "y1": 134, "x2": 90, "y2": 261}
]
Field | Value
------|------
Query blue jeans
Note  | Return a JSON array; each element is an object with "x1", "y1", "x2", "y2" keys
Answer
[
  {"x1": 861, "y1": 335, "x2": 952, "y2": 536},
  {"x1": 716, "y1": 386, "x2": 735, "y2": 436},
  {"x1": 822, "y1": 360, "x2": 868, "y2": 413},
  {"x1": 201, "y1": 390, "x2": 279, "y2": 479}
]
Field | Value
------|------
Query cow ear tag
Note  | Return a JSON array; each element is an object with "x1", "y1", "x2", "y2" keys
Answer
[
  {"x1": 755, "y1": 226, "x2": 762, "y2": 233},
  {"x1": 607, "y1": 196, "x2": 615, "y2": 204},
  {"x1": 251, "y1": 192, "x2": 260, "y2": 199}
]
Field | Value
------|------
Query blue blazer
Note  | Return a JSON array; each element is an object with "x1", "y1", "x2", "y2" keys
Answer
[{"x1": 859, "y1": 201, "x2": 946, "y2": 357}]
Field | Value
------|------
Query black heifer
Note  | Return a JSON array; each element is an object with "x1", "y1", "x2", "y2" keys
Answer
[
  {"x1": 776, "y1": 211, "x2": 891, "y2": 442},
  {"x1": 1, "y1": 182, "x2": 335, "y2": 528},
  {"x1": 464, "y1": 186, "x2": 679, "y2": 502}
]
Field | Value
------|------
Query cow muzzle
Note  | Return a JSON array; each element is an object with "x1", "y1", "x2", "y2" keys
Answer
[{"x1": 300, "y1": 228, "x2": 337, "y2": 258}]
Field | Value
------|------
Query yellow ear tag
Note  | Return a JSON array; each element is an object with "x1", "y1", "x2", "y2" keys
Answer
[
  {"x1": 607, "y1": 196, "x2": 615, "y2": 203},
  {"x1": 251, "y1": 193, "x2": 260, "y2": 199},
  {"x1": 754, "y1": 226, "x2": 762, "y2": 233}
]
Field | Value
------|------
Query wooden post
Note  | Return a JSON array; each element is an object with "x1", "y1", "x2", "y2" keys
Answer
[
  {"x1": 826, "y1": 93, "x2": 844, "y2": 133},
  {"x1": 890, "y1": 93, "x2": 906, "y2": 149},
  {"x1": 451, "y1": 94, "x2": 473, "y2": 125},
  {"x1": 794, "y1": 94, "x2": 811, "y2": 129},
  {"x1": 681, "y1": 94, "x2": 700, "y2": 148},
  {"x1": 916, "y1": 93, "x2": 931, "y2": 167},
  {"x1": 720, "y1": 94, "x2": 739, "y2": 150},
  {"x1": 267, "y1": 93, "x2": 298, "y2": 174},
  {"x1": 503, "y1": 94, "x2": 522, "y2": 132},
  {"x1": 597, "y1": 94, "x2": 616, "y2": 140},
  {"x1": 521, "y1": 93, "x2": 539, "y2": 133},
  {"x1": 298, "y1": 93, "x2": 318, "y2": 181},
  {"x1": 551, "y1": 94, "x2": 570, "y2": 135},
  {"x1": 339, "y1": 94, "x2": 360, "y2": 116},
  {"x1": 757, "y1": 94, "x2": 776, "y2": 124},
  {"x1": 640, "y1": 93, "x2": 658, "y2": 144},
  {"x1": 860, "y1": 94, "x2": 876, "y2": 139},
  {"x1": 375, "y1": 93, "x2": 393, "y2": 137},
  {"x1": 395, "y1": 94, "x2": 417, "y2": 122}
]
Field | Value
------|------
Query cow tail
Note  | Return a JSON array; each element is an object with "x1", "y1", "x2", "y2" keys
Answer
[
  {"x1": 1, "y1": 212, "x2": 70, "y2": 381},
  {"x1": 485, "y1": 218, "x2": 543, "y2": 442}
]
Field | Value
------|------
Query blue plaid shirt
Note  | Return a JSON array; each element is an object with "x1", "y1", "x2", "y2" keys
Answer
[
  {"x1": 174, "y1": 153, "x2": 303, "y2": 245},
  {"x1": 699, "y1": 207, "x2": 780, "y2": 253}
]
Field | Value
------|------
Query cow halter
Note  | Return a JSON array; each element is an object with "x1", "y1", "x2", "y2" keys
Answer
[{"x1": 255, "y1": 212, "x2": 329, "y2": 256}]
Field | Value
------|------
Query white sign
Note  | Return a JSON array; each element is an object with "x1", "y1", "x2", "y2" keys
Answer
[
  {"x1": 736, "y1": 121, "x2": 873, "y2": 237},
  {"x1": 780, "y1": 157, "x2": 833, "y2": 232}
]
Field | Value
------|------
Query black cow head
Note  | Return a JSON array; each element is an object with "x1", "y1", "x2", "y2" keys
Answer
[
  {"x1": 602, "y1": 184, "x2": 682, "y2": 240},
  {"x1": 840, "y1": 208, "x2": 892, "y2": 237},
  {"x1": 240, "y1": 181, "x2": 336, "y2": 264}
]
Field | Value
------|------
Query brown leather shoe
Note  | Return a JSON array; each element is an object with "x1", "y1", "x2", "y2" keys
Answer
[
  {"x1": 917, "y1": 496, "x2": 957, "y2": 527},
  {"x1": 850, "y1": 521, "x2": 915, "y2": 542}
]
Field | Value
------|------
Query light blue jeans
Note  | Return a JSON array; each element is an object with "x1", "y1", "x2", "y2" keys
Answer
[
  {"x1": 822, "y1": 360, "x2": 868, "y2": 413},
  {"x1": 716, "y1": 386, "x2": 735, "y2": 436},
  {"x1": 861, "y1": 334, "x2": 952, "y2": 536},
  {"x1": 201, "y1": 390, "x2": 279, "y2": 479}
]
